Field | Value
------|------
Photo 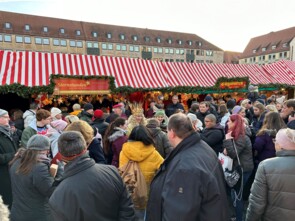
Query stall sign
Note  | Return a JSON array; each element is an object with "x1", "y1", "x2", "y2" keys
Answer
[
  {"x1": 53, "y1": 78, "x2": 110, "y2": 95},
  {"x1": 219, "y1": 81, "x2": 247, "y2": 89}
]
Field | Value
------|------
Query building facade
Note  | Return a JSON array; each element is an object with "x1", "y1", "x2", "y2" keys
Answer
[
  {"x1": 0, "y1": 11, "x2": 224, "y2": 63},
  {"x1": 239, "y1": 26, "x2": 295, "y2": 65}
]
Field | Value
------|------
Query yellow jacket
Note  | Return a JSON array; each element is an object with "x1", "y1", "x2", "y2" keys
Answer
[
  {"x1": 119, "y1": 141, "x2": 164, "y2": 186},
  {"x1": 70, "y1": 110, "x2": 82, "y2": 116}
]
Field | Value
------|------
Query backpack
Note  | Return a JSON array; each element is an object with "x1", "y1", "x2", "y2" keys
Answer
[{"x1": 119, "y1": 160, "x2": 148, "y2": 209}]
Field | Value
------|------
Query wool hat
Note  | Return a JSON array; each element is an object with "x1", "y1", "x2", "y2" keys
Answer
[
  {"x1": 51, "y1": 107, "x2": 62, "y2": 118},
  {"x1": 83, "y1": 103, "x2": 93, "y2": 111},
  {"x1": 93, "y1": 109, "x2": 104, "y2": 119},
  {"x1": 51, "y1": 119, "x2": 68, "y2": 131},
  {"x1": 27, "y1": 134, "x2": 50, "y2": 151},
  {"x1": 187, "y1": 113, "x2": 197, "y2": 122},
  {"x1": 72, "y1": 103, "x2": 81, "y2": 110},
  {"x1": 204, "y1": 95, "x2": 213, "y2": 101},
  {"x1": 113, "y1": 103, "x2": 123, "y2": 109},
  {"x1": 256, "y1": 99, "x2": 265, "y2": 105},
  {"x1": 232, "y1": 105, "x2": 243, "y2": 115},
  {"x1": 154, "y1": 109, "x2": 166, "y2": 117},
  {"x1": 275, "y1": 128, "x2": 295, "y2": 150},
  {"x1": 9, "y1": 120, "x2": 15, "y2": 127},
  {"x1": 0, "y1": 109, "x2": 8, "y2": 117}
]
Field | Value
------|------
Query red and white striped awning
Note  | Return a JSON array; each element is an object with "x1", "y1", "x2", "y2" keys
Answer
[
  {"x1": 0, "y1": 50, "x2": 169, "y2": 89},
  {"x1": 263, "y1": 60, "x2": 295, "y2": 85},
  {"x1": 161, "y1": 62, "x2": 276, "y2": 87}
]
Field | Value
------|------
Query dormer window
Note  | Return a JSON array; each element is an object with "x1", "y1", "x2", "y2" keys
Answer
[
  {"x1": 132, "y1": 35, "x2": 138, "y2": 41},
  {"x1": 253, "y1": 49, "x2": 257, "y2": 53},
  {"x1": 262, "y1": 47, "x2": 266, "y2": 52},
  {"x1": 92, "y1": 31, "x2": 98, "y2": 37},
  {"x1": 43, "y1": 26, "x2": 48, "y2": 33},
  {"x1": 283, "y1": 43, "x2": 288, "y2": 48},
  {"x1": 178, "y1": 40, "x2": 182, "y2": 45},
  {"x1": 107, "y1": 33, "x2": 112, "y2": 39},
  {"x1": 272, "y1": 45, "x2": 276, "y2": 50},
  {"x1": 156, "y1": 37, "x2": 161, "y2": 43},
  {"x1": 188, "y1": 40, "x2": 192, "y2": 46},
  {"x1": 119, "y1": 34, "x2": 125, "y2": 40},
  {"x1": 198, "y1": 41, "x2": 202, "y2": 46},
  {"x1": 60, "y1": 28, "x2": 65, "y2": 34},
  {"x1": 24, "y1": 24, "x2": 30, "y2": 31},
  {"x1": 167, "y1": 38, "x2": 172, "y2": 44},
  {"x1": 4, "y1": 22, "x2": 11, "y2": 29},
  {"x1": 76, "y1": 30, "x2": 81, "y2": 36},
  {"x1": 144, "y1": 36, "x2": 150, "y2": 42}
]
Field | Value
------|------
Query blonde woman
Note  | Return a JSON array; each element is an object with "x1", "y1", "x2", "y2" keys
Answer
[{"x1": 126, "y1": 103, "x2": 147, "y2": 136}]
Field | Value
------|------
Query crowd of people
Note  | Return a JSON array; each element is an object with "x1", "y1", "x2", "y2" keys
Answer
[{"x1": 0, "y1": 92, "x2": 295, "y2": 221}]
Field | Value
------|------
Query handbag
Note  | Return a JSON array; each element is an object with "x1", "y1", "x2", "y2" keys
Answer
[
  {"x1": 224, "y1": 140, "x2": 243, "y2": 189},
  {"x1": 218, "y1": 152, "x2": 233, "y2": 171}
]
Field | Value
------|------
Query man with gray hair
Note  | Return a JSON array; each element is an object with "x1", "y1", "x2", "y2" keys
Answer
[
  {"x1": 146, "y1": 113, "x2": 229, "y2": 221},
  {"x1": 49, "y1": 131, "x2": 135, "y2": 221},
  {"x1": 200, "y1": 114, "x2": 225, "y2": 155}
]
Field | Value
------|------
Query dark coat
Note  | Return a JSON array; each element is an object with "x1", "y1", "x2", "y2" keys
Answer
[
  {"x1": 165, "y1": 103, "x2": 184, "y2": 117},
  {"x1": 253, "y1": 133, "x2": 276, "y2": 165},
  {"x1": 88, "y1": 138, "x2": 106, "y2": 164},
  {"x1": 200, "y1": 124, "x2": 225, "y2": 155},
  {"x1": 252, "y1": 111, "x2": 266, "y2": 134},
  {"x1": 146, "y1": 132, "x2": 229, "y2": 221},
  {"x1": 10, "y1": 158, "x2": 55, "y2": 221},
  {"x1": 49, "y1": 154, "x2": 135, "y2": 221},
  {"x1": 196, "y1": 110, "x2": 211, "y2": 126},
  {"x1": 78, "y1": 110, "x2": 93, "y2": 124},
  {"x1": 147, "y1": 126, "x2": 171, "y2": 158},
  {"x1": 0, "y1": 125, "x2": 18, "y2": 208},
  {"x1": 287, "y1": 119, "x2": 295, "y2": 130},
  {"x1": 90, "y1": 118, "x2": 109, "y2": 138},
  {"x1": 246, "y1": 150, "x2": 295, "y2": 221},
  {"x1": 108, "y1": 128, "x2": 128, "y2": 168}
]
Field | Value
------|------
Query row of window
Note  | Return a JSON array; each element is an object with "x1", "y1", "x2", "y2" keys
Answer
[
  {"x1": 245, "y1": 52, "x2": 288, "y2": 63},
  {"x1": 3, "y1": 22, "x2": 203, "y2": 46},
  {"x1": 252, "y1": 43, "x2": 288, "y2": 53}
]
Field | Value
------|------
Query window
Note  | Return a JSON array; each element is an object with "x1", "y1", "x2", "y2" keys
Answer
[
  {"x1": 134, "y1": 46, "x2": 139, "y2": 52},
  {"x1": 206, "y1": 50, "x2": 213, "y2": 56},
  {"x1": 92, "y1": 32, "x2": 98, "y2": 38},
  {"x1": 60, "y1": 39, "x2": 67, "y2": 46},
  {"x1": 107, "y1": 33, "x2": 112, "y2": 39},
  {"x1": 5, "y1": 22, "x2": 11, "y2": 29},
  {"x1": 196, "y1": 50, "x2": 200, "y2": 55},
  {"x1": 43, "y1": 38, "x2": 50, "y2": 45},
  {"x1": 167, "y1": 39, "x2": 172, "y2": 44},
  {"x1": 0, "y1": 35, "x2": 2, "y2": 42},
  {"x1": 244, "y1": 59, "x2": 247, "y2": 63},
  {"x1": 76, "y1": 30, "x2": 81, "y2": 36},
  {"x1": 53, "y1": 39, "x2": 59, "y2": 46},
  {"x1": 158, "y1": 48, "x2": 163, "y2": 53},
  {"x1": 188, "y1": 40, "x2": 192, "y2": 46},
  {"x1": 43, "y1": 26, "x2": 48, "y2": 32},
  {"x1": 16, "y1": 36, "x2": 23, "y2": 43},
  {"x1": 176, "y1": 49, "x2": 180, "y2": 54},
  {"x1": 24, "y1": 24, "x2": 30, "y2": 31},
  {"x1": 272, "y1": 45, "x2": 276, "y2": 50},
  {"x1": 93, "y1": 42, "x2": 99, "y2": 48},
  {"x1": 76, "y1": 41, "x2": 83, "y2": 48},
  {"x1": 87, "y1": 42, "x2": 92, "y2": 48},
  {"x1": 283, "y1": 43, "x2": 288, "y2": 48},
  {"x1": 130, "y1": 45, "x2": 134, "y2": 52},
  {"x1": 70, "y1": 40, "x2": 76, "y2": 47},
  {"x1": 116, "y1": 44, "x2": 121, "y2": 51},
  {"x1": 268, "y1": 55, "x2": 272, "y2": 60},
  {"x1": 178, "y1": 40, "x2": 182, "y2": 45},
  {"x1": 132, "y1": 35, "x2": 138, "y2": 41},
  {"x1": 262, "y1": 47, "x2": 266, "y2": 52},
  {"x1": 196, "y1": 41, "x2": 202, "y2": 46},
  {"x1": 24, "y1": 36, "x2": 31, "y2": 44},
  {"x1": 253, "y1": 49, "x2": 256, "y2": 53},
  {"x1": 180, "y1": 49, "x2": 184, "y2": 55},
  {"x1": 144, "y1": 36, "x2": 150, "y2": 42},
  {"x1": 156, "y1": 37, "x2": 161, "y2": 43},
  {"x1": 102, "y1": 43, "x2": 107, "y2": 50},
  {"x1": 153, "y1": 47, "x2": 158, "y2": 53},
  {"x1": 284, "y1": 52, "x2": 287, "y2": 57},
  {"x1": 35, "y1": 37, "x2": 42, "y2": 44},
  {"x1": 272, "y1": 54, "x2": 276, "y2": 59},
  {"x1": 253, "y1": 57, "x2": 256, "y2": 62},
  {"x1": 169, "y1": 48, "x2": 174, "y2": 54},
  {"x1": 122, "y1": 45, "x2": 127, "y2": 51},
  {"x1": 262, "y1": 55, "x2": 265, "y2": 61},
  {"x1": 60, "y1": 28, "x2": 65, "y2": 34},
  {"x1": 165, "y1": 48, "x2": 169, "y2": 54},
  {"x1": 119, "y1": 34, "x2": 125, "y2": 40},
  {"x1": 107, "y1": 44, "x2": 113, "y2": 50}
]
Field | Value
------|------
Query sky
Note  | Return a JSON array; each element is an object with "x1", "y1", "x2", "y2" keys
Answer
[{"x1": 0, "y1": 0, "x2": 294, "y2": 52}]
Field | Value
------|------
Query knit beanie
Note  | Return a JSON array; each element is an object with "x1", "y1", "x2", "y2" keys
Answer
[
  {"x1": 51, "y1": 119, "x2": 68, "y2": 131},
  {"x1": 275, "y1": 128, "x2": 295, "y2": 150},
  {"x1": 83, "y1": 103, "x2": 94, "y2": 111},
  {"x1": 51, "y1": 107, "x2": 62, "y2": 118},
  {"x1": 27, "y1": 134, "x2": 50, "y2": 151},
  {"x1": 0, "y1": 109, "x2": 8, "y2": 117},
  {"x1": 154, "y1": 109, "x2": 165, "y2": 117}
]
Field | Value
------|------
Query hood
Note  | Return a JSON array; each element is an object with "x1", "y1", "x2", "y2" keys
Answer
[
  {"x1": 121, "y1": 141, "x2": 155, "y2": 162},
  {"x1": 147, "y1": 127, "x2": 161, "y2": 137},
  {"x1": 108, "y1": 127, "x2": 126, "y2": 142},
  {"x1": 23, "y1": 109, "x2": 35, "y2": 119},
  {"x1": 28, "y1": 119, "x2": 38, "y2": 131}
]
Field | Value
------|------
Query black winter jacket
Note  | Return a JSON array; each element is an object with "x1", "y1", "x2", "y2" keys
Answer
[
  {"x1": 49, "y1": 154, "x2": 135, "y2": 221},
  {"x1": 200, "y1": 124, "x2": 225, "y2": 155},
  {"x1": 147, "y1": 126, "x2": 171, "y2": 158},
  {"x1": 146, "y1": 132, "x2": 229, "y2": 221}
]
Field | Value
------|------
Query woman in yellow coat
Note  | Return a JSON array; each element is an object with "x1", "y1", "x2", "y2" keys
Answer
[{"x1": 120, "y1": 125, "x2": 164, "y2": 221}]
